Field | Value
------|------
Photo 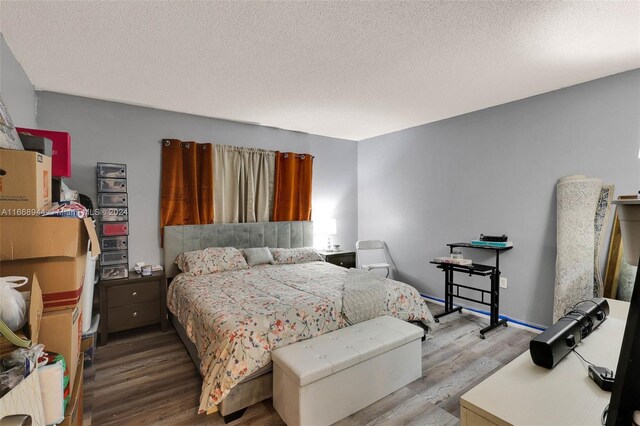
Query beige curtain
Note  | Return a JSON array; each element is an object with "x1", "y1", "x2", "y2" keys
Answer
[{"x1": 213, "y1": 144, "x2": 275, "y2": 223}]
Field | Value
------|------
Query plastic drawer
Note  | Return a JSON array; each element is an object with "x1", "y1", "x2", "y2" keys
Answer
[
  {"x1": 100, "y1": 207, "x2": 128, "y2": 222},
  {"x1": 98, "y1": 193, "x2": 128, "y2": 207},
  {"x1": 100, "y1": 250, "x2": 128, "y2": 266},
  {"x1": 100, "y1": 265, "x2": 129, "y2": 281},
  {"x1": 100, "y1": 222, "x2": 129, "y2": 236},
  {"x1": 97, "y1": 162, "x2": 127, "y2": 178},
  {"x1": 98, "y1": 178, "x2": 127, "y2": 193},
  {"x1": 100, "y1": 236, "x2": 128, "y2": 251}
]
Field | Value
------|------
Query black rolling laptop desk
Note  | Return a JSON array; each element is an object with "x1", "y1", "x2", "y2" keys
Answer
[{"x1": 430, "y1": 243, "x2": 513, "y2": 339}]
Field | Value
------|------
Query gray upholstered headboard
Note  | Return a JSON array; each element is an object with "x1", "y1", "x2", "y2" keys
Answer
[{"x1": 163, "y1": 221, "x2": 313, "y2": 277}]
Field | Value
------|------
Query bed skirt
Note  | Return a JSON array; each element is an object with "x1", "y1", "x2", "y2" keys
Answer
[{"x1": 171, "y1": 315, "x2": 274, "y2": 416}]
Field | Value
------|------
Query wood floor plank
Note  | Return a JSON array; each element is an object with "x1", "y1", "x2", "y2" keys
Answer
[
  {"x1": 334, "y1": 386, "x2": 418, "y2": 426},
  {"x1": 93, "y1": 350, "x2": 197, "y2": 389},
  {"x1": 93, "y1": 369, "x2": 200, "y2": 412},
  {"x1": 419, "y1": 356, "x2": 502, "y2": 406},
  {"x1": 84, "y1": 302, "x2": 533, "y2": 425},
  {"x1": 365, "y1": 393, "x2": 458, "y2": 426}
]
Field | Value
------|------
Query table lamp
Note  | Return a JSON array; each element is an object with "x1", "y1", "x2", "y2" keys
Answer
[{"x1": 316, "y1": 218, "x2": 337, "y2": 251}]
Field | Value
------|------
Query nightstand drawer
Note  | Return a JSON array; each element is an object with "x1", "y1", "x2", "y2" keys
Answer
[
  {"x1": 323, "y1": 252, "x2": 356, "y2": 268},
  {"x1": 108, "y1": 300, "x2": 161, "y2": 332},
  {"x1": 332, "y1": 254, "x2": 356, "y2": 268},
  {"x1": 107, "y1": 282, "x2": 159, "y2": 308}
]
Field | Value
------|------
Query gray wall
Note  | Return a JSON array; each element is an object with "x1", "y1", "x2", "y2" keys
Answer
[
  {"x1": 0, "y1": 34, "x2": 36, "y2": 128},
  {"x1": 358, "y1": 69, "x2": 640, "y2": 327},
  {"x1": 36, "y1": 92, "x2": 358, "y2": 268}
]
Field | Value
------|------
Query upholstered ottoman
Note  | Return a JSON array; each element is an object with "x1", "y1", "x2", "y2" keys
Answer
[{"x1": 272, "y1": 316, "x2": 423, "y2": 426}]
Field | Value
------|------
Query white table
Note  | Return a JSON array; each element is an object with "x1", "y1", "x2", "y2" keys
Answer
[{"x1": 460, "y1": 299, "x2": 629, "y2": 426}]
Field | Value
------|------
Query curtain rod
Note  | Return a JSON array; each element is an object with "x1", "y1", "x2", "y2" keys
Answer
[
  {"x1": 161, "y1": 139, "x2": 207, "y2": 149},
  {"x1": 161, "y1": 139, "x2": 313, "y2": 158},
  {"x1": 282, "y1": 153, "x2": 313, "y2": 159}
]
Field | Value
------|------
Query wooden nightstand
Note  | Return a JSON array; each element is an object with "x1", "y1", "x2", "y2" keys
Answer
[
  {"x1": 319, "y1": 250, "x2": 356, "y2": 269},
  {"x1": 98, "y1": 271, "x2": 168, "y2": 345}
]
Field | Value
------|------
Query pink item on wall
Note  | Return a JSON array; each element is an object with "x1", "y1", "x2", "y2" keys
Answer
[{"x1": 16, "y1": 127, "x2": 71, "y2": 177}]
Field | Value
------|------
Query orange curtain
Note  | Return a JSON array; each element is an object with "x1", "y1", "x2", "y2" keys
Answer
[
  {"x1": 160, "y1": 139, "x2": 214, "y2": 238},
  {"x1": 272, "y1": 152, "x2": 313, "y2": 221}
]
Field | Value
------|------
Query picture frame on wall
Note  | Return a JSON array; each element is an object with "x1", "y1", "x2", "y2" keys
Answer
[{"x1": 0, "y1": 96, "x2": 24, "y2": 150}]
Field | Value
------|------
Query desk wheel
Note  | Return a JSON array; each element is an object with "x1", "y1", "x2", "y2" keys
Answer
[
  {"x1": 479, "y1": 333, "x2": 486, "y2": 339},
  {"x1": 434, "y1": 318, "x2": 440, "y2": 323}
]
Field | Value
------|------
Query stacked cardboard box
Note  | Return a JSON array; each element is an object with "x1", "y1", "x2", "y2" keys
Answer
[
  {"x1": 0, "y1": 277, "x2": 84, "y2": 426},
  {"x1": 0, "y1": 275, "x2": 45, "y2": 424},
  {"x1": 0, "y1": 217, "x2": 100, "y2": 387},
  {"x1": 0, "y1": 148, "x2": 52, "y2": 214},
  {"x1": 0, "y1": 148, "x2": 98, "y2": 425}
]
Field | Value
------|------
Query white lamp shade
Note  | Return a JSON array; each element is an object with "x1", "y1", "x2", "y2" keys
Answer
[{"x1": 316, "y1": 218, "x2": 337, "y2": 235}]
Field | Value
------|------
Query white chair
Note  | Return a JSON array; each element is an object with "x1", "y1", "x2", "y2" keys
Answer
[{"x1": 356, "y1": 240, "x2": 391, "y2": 278}]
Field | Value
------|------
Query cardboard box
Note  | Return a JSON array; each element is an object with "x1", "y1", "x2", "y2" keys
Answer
[
  {"x1": 16, "y1": 127, "x2": 72, "y2": 178},
  {"x1": 39, "y1": 302, "x2": 82, "y2": 387},
  {"x1": 0, "y1": 148, "x2": 52, "y2": 214},
  {"x1": 0, "y1": 274, "x2": 43, "y2": 358},
  {"x1": 60, "y1": 356, "x2": 84, "y2": 426},
  {"x1": 2, "y1": 253, "x2": 88, "y2": 311},
  {"x1": 0, "y1": 367, "x2": 46, "y2": 425},
  {"x1": 0, "y1": 217, "x2": 100, "y2": 310}
]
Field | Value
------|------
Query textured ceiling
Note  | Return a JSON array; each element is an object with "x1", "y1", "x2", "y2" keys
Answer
[{"x1": 1, "y1": 1, "x2": 639, "y2": 141}]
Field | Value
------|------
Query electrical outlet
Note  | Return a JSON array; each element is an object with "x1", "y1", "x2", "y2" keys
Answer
[{"x1": 500, "y1": 277, "x2": 508, "y2": 288}]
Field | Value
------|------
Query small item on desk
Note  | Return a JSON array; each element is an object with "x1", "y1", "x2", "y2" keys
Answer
[
  {"x1": 588, "y1": 365, "x2": 615, "y2": 392},
  {"x1": 479, "y1": 234, "x2": 508, "y2": 242},
  {"x1": 134, "y1": 262, "x2": 146, "y2": 274},
  {"x1": 471, "y1": 240, "x2": 513, "y2": 248},
  {"x1": 134, "y1": 262, "x2": 163, "y2": 274},
  {"x1": 433, "y1": 256, "x2": 472, "y2": 266},
  {"x1": 450, "y1": 249, "x2": 463, "y2": 260},
  {"x1": 141, "y1": 265, "x2": 152, "y2": 276}
]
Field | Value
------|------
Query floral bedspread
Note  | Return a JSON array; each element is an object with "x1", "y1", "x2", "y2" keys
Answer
[{"x1": 167, "y1": 261, "x2": 433, "y2": 414}]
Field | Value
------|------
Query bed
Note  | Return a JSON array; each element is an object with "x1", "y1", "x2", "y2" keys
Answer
[{"x1": 163, "y1": 221, "x2": 434, "y2": 420}]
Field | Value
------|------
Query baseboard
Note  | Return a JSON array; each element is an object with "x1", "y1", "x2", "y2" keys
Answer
[{"x1": 421, "y1": 294, "x2": 545, "y2": 334}]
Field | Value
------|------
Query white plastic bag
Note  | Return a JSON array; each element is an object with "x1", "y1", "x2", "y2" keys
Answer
[{"x1": 0, "y1": 276, "x2": 28, "y2": 331}]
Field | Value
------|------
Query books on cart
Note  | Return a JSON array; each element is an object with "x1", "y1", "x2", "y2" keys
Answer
[
  {"x1": 433, "y1": 257, "x2": 473, "y2": 265},
  {"x1": 470, "y1": 240, "x2": 513, "y2": 248}
]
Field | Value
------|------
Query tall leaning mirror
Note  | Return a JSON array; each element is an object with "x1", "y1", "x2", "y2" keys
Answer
[{"x1": 604, "y1": 196, "x2": 639, "y2": 301}]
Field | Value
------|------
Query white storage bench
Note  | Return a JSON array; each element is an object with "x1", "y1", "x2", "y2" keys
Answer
[{"x1": 272, "y1": 315, "x2": 423, "y2": 426}]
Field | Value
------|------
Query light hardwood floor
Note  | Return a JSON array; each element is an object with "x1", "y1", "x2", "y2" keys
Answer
[{"x1": 83, "y1": 302, "x2": 534, "y2": 425}]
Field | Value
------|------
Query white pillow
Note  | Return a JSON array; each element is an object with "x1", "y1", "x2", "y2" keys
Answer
[{"x1": 242, "y1": 247, "x2": 275, "y2": 267}]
